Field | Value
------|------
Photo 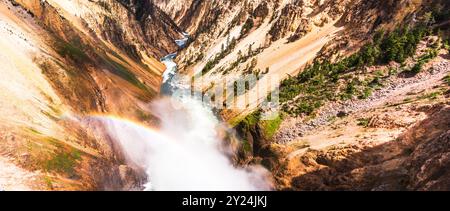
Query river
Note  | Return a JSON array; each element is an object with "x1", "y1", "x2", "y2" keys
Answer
[{"x1": 89, "y1": 34, "x2": 272, "y2": 191}]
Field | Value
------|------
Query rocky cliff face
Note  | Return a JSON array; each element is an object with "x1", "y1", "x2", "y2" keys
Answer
[
  {"x1": 159, "y1": 0, "x2": 429, "y2": 122},
  {"x1": 154, "y1": 0, "x2": 450, "y2": 191},
  {"x1": 114, "y1": 0, "x2": 183, "y2": 58},
  {"x1": 0, "y1": 0, "x2": 181, "y2": 190},
  {"x1": 153, "y1": 0, "x2": 196, "y2": 27}
]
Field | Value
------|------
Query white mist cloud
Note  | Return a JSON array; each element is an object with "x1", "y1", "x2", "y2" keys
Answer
[{"x1": 96, "y1": 96, "x2": 272, "y2": 191}]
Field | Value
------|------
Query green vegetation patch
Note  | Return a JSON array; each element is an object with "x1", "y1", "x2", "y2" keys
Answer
[
  {"x1": 41, "y1": 137, "x2": 83, "y2": 177},
  {"x1": 418, "y1": 91, "x2": 441, "y2": 100},
  {"x1": 54, "y1": 37, "x2": 89, "y2": 64},
  {"x1": 279, "y1": 24, "x2": 433, "y2": 116},
  {"x1": 45, "y1": 148, "x2": 81, "y2": 177},
  {"x1": 260, "y1": 115, "x2": 283, "y2": 138},
  {"x1": 237, "y1": 111, "x2": 283, "y2": 139},
  {"x1": 106, "y1": 58, "x2": 149, "y2": 92},
  {"x1": 135, "y1": 109, "x2": 154, "y2": 121},
  {"x1": 242, "y1": 139, "x2": 252, "y2": 153},
  {"x1": 444, "y1": 74, "x2": 450, "y2": 86},
  {"x1": 357, "y1": 118, "x2": 370, "y2": 128},
  {"x1": 239, "y1": 111, "x2": 261, "y2": 131},
  {"x1": 202, "y1": 36, "x2": 238, "y2": 75}
]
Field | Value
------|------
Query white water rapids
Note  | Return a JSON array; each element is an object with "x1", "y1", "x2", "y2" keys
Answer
[{"x1": 89, "y1": 35, "x2": 272, "y2": 191}]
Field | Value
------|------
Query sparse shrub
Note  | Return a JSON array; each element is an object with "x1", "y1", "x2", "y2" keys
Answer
[
  {"x1": 444, "y1": 74, "x2": 450, "y2": 86},
  {"x1": 418, "y1": 92, "x2": 440, "y2": 100},
  {"x1": 241, "y1": 139, "x2": 252, "y2": 153},
  {"x1": 411, "y1": 61, "x2": 425, "y2": 74},
  {"x1": 444, "y1": 39, "x2": 450, "y2": 50},
  {"x1": 45, "y1": 148, "x2": 81, "y2": 177},
  {"x1": 360, "y1": 88, "x2": 373, "y2": 99},
  {"x1": 369, "y1": 76, "x2": 382, "y2": 88},
  {"x1": 295, "y1": 102, "x2": 315, "y2": 115},
  {"x1": 241, "y1": 18, "x2": 254, "y2": 37},
  {"x1": 403, "y1": 98, "x2": 413, "y2": 103},
  {"x1": 388, "y1": 67, "x2": 398, "y2": 76},
  {"x1": 201, "y1": 37, "x2": 237, "y2": 75},
  {"x1": 357, "y1": 118, "x2": 370, "y2": 127}
]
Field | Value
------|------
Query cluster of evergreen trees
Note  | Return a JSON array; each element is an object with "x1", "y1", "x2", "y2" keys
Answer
[
  {"x1": 202, "y1": 36, "x2": 238, "y2": 75},
  {"x1": 279, "y1": 24, "x2": 436, "y2": 115}
]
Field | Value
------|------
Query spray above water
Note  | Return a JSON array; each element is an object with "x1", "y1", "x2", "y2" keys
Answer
[
  {"x1": 90, "y1": 34, "x2": 272, "y2": 191},
  {"x1": 95, "y1": 96, "x2": 271, "y2": 191}
]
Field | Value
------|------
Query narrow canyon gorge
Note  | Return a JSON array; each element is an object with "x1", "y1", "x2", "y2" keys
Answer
[{"x1": 0, "y1": 0, "x2": 449, "y2": 191}]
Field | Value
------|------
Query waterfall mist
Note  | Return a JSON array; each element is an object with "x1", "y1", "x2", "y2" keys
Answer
[
  {"x1": 94, "y1": 96, "x2": 272, "y2": 191},
  {"x1": 90, "y1": 32, "x2": 272, "y2": 191}
]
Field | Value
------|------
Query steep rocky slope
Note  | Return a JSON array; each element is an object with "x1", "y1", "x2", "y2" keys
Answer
[
  {"x1": 114, "y1": 0, "x2": 184, "y2": 58},
  {"x1": 275, "y1": 96, "x2": 450, "y2": 191},
  {"x1": 0, "y1": 0, "x2": 181, "y2": 190},
  {"x1": 155, "y1": 0, "x2": 450, "y2": 190},
  {"x1": 258, "y1": 9, "x2": 449, "y2": 191},
  {"x1": 265, "y1": 50, "x2": 450, "y2": 190},
  {"x1": 157, "y1": 0, "x2": 434, "y2": 121}
]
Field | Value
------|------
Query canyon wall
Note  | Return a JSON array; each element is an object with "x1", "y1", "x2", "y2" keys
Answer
[{"x1": 0, "y1": 0, "x2": 182, "y2": 190}]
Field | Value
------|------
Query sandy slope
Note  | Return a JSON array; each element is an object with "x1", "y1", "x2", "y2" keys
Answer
[
  {"x1": 0, "y1": 1, "x2": 66, "y2": 135},
  {"x1": 0, "y1": 156, "x2": 42, "y2": 191},
  {"x1": 257, "y1": 22, "x2": 342, "y2": 78},
  {"x1": 224, "y1": 22, "x2": 343, "y2": 121}
]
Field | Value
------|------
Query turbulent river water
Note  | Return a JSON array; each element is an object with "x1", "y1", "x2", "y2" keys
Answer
[{"x1": 91, "y1": 35, "x2": 272, "y2": 191}]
